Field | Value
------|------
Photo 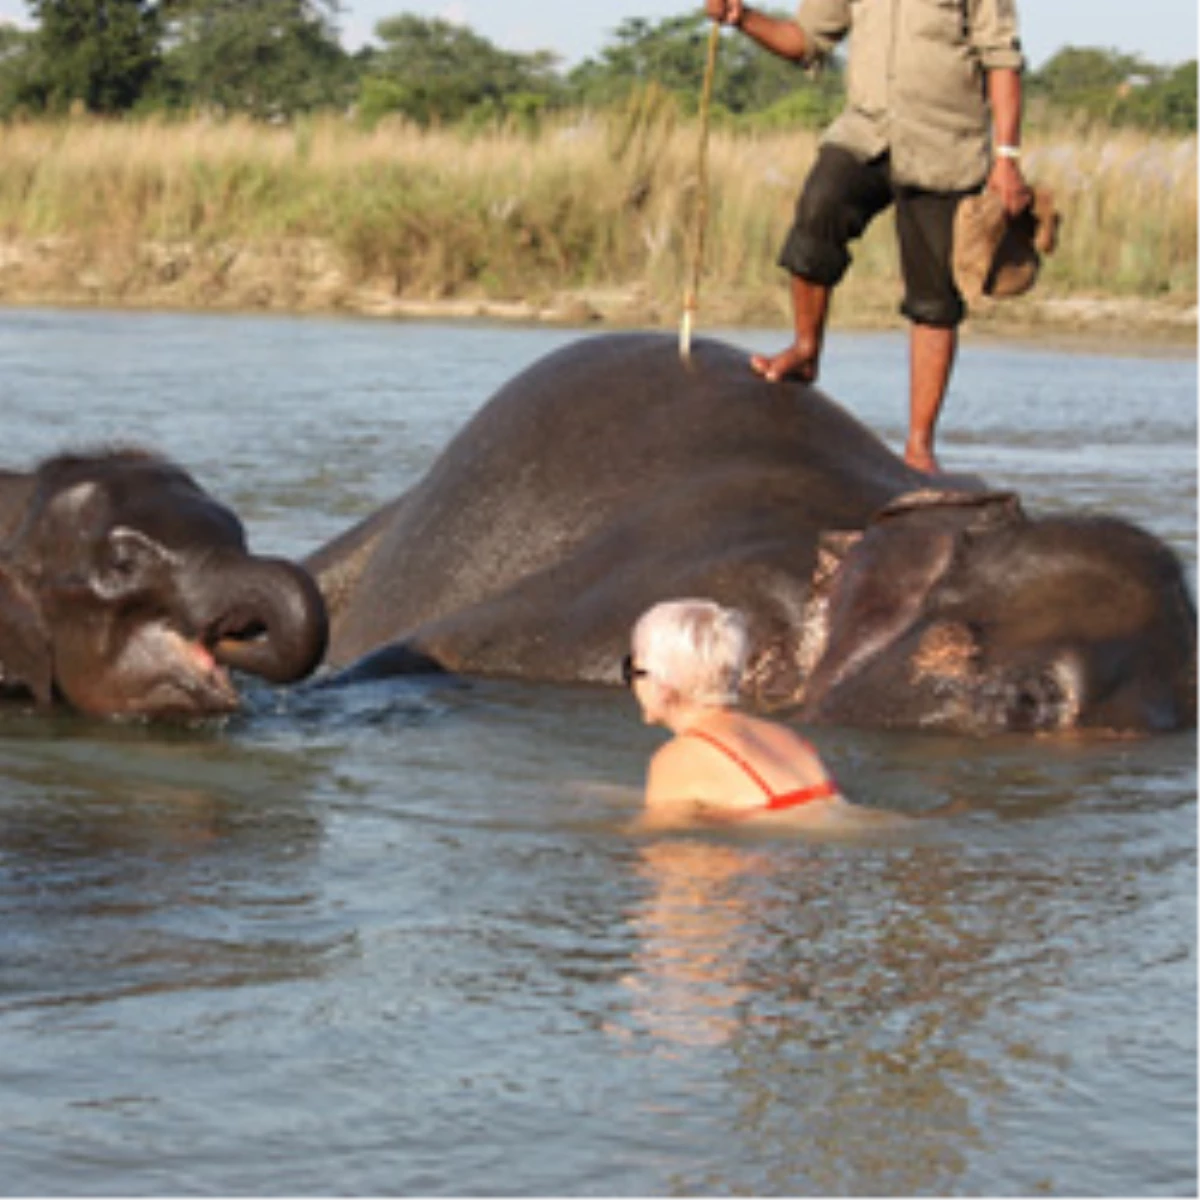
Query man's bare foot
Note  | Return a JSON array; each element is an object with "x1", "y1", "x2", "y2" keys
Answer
[
  {"x1": 749, "y1": 343, "x2": 819, "y2": 383},
  {"x1": 904, "y1": 444, "x2": 942, "y2": 474}
]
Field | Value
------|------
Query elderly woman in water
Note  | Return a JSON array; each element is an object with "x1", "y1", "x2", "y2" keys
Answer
[{"x1": 624, "y1": 598, "x2": 901, "y2": 831}]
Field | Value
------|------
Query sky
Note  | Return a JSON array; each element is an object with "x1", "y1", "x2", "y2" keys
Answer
[
  {"x1": 343, "y1": 0, "x2": 1193, "y2": 69},
  {"x1": 0, "y1": 1, "x2": 1195, "y2": 69}
]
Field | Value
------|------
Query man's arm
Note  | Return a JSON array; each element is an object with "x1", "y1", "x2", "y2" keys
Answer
[
  {"x1": 986, "y1": 66, "x2": 1031, "y2": 214},
  {"x1": 969, "y1": 0, "x2": 1030, "y2": 213},
  {"x1": 705, "y1": 0, "x2": 808, "y2": 61}
]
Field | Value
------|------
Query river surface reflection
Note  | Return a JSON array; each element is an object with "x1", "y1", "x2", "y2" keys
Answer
[{"x1": 0, "y1": 308, "x2": 1194, "y2": 1195}]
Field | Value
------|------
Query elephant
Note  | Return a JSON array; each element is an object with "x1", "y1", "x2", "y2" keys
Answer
[
  {"x1": 304, "y1": 332, "x2": 1196, "y2": 736},
  {"x1": 0, "y1": 448, "x2": 327, "y2": 718}
]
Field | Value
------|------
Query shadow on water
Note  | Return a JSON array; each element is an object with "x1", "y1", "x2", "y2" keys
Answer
[
  {"x1": 0, "y1": 705, "x2": 353, "y2": 1016},
  {"x1": 0, "y1": 669, "x2": 586, "y2": 1021}
]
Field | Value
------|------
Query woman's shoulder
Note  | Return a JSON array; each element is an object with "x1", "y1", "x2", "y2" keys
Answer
[
  {"x1": 650, "y1": 728, "x2": 749, "y2": 790},
  {"x1": 653, "y1": 731, "x2": 732, "y2": 774},
  {"x1": 644, "y1": 734, "x2": 727, "y2": 815},
  {"x1": 649, "y1": 735, "x2": 691, "y2": 771},
  {"x1": 726, "y1": 711, "x2": 817, "y2": 754}
]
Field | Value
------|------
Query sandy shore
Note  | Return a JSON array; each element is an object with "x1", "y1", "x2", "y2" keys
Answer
[{"x1": 0, "y1": 234, "x2": 1194, "y2": 351}]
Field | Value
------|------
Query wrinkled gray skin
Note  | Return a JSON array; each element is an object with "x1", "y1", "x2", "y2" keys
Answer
[
  {"x1": 306, "y1": 333, "x2": 1196, "y2": 735},
  {"x1": 0, "y1": 449, "x2": 328, "y2": 718}
]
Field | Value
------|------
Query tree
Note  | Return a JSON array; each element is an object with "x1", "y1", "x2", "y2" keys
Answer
[
  {"x1": 1155, "y1": 60, "x2": 1198, "y2": 132},
  {"x1": 1028, "y1": 45, "x2": 1146, "y2": 122},
  {"x1": 0, "y1": 24, "x2": 43, "y2": 115},
  {"x1": 567, "y1": 16, "x2": 712, "y2": 105},
  {"x1": 160, "y1": 0, "x2": 352, "y2": 117},
  {"x1": 358, "y1": 15, "x2": 563, "y2": 127},
  {"x1": 1112, "y1": 59, "x2": 1197, "y2": 132},
  {"x1": 25, "y1": 0, "x2": 161, "y2": 113},
  {"x1": 566, "y1": 12, "x2": 835, "y2": 122},
  {"x1": 1027, "y1": 46, "x2": 1197, "y2": 132}
]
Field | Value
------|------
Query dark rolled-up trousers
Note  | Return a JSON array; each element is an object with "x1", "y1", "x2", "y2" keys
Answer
[{"x1": 778, "y1": 143, "x2": 974, "y2": 328}]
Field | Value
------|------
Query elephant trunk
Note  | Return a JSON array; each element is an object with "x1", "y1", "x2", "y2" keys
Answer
[{"x1": 194, "y1": 555, "x2": 329, "y2": 684}]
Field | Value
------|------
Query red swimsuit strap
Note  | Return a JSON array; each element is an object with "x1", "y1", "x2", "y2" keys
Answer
[
  {"x1": 684, "y1": 728, "x2": 838, "y2": 814},
  {"x1": 762, "y1": 780, "x2": 841, "y2": 811},
  {"x1": 684, "y1": 728, "x2": 777, "y2": 799}
]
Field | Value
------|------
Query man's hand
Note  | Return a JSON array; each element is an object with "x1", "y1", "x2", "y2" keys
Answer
[
  {"x1": 705, "y1": 0, "x2": 745, "y2": 26},
  {"x1": 704, "y1": 0, "x2": 808, "y2": 61},
  {"x1": 987, "y1": 156, "x2": 1031, "y2": 216}
]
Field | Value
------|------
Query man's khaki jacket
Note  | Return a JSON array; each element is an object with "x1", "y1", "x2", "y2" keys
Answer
[{"x1": 795, "y1": 0, "x2": 1025, "y2": 191}]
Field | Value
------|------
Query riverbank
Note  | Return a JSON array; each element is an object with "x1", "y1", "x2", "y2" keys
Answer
[
  {"x1": 0, "y1": 114, "x2": 1193, "y2": 347},
  {"x1": 0, "y1": 232, "x2": 1192, "y2": 349}
]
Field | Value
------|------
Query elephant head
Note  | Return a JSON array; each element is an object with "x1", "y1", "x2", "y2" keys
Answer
[
  {"x1": 789, "y1": 490, "x2": 1197, "y2": 734},
  {"x1": 0, "y1": 449, "x2": 328, "y2": 718}
]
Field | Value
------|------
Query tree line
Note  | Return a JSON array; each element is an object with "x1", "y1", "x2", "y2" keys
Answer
[{"x1": 0, "y1": 1, "x2": 1194, "y2": 133}]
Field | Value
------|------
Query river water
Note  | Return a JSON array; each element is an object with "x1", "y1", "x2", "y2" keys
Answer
[{"x1": 0, "y1": 308, "x2": 1194, "y2": 1196}]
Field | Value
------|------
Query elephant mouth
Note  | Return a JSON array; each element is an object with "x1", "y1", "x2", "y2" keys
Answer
[
  {"x1": 207, "y1": 610, "x2": 268, "y2": 661},
  {"x1": 64, "y1": 622, "x2": 242, "y2": 719},
  {"x1": 197, "y1": 559, "x2": 329, "y2": 686},
  {"x1": 166, "y1": 633, "x2": 240, "y2": 714}
]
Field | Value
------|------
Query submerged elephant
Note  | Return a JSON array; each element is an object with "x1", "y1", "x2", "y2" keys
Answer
[
  {"x1": 306, "y1": 332, "x2": 1196, "y2": 735},
  {"x1": 0, "y1": 448, "x2": 327, "y2": 718}
]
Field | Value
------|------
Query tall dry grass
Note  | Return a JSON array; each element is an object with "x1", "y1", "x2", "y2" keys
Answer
[{"x1": 0, "y1": 107, "x2": 1193, "y2": 320}]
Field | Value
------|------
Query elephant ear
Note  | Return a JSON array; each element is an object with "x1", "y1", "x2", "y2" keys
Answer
[
  {"x1": 0, "y1": 564, "x2": 54, "y2": 706},
  {"x1": 873, "y1": 487, "x2": 1025, "y2": 533}
]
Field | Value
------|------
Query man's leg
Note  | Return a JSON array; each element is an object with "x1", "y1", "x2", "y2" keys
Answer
[
  {"x1": 755, "y1": 146, "x2": 891, "y2": 383},
  {"x1": 895, "y1": 185, "x2": 971, "y2": 472},
  {"x1": 906, "y1": 322, "x2": 957, "y2": 473},
  {"x1": 751, "y1": 274, "x2": 829, "y2": 383}
]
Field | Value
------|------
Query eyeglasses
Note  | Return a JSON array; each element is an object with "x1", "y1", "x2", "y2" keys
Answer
[{"x1": 621, "y1": 653, "x2": 649, "y2": 688}]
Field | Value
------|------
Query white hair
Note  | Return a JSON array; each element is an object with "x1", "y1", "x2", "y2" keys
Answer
[{"x1": 632, "y1": 598, "x2": 749, "y2": 707}]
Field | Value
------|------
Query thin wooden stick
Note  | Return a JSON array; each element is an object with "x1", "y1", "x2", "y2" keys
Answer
[{"x1": 680, "y1": 20, "x2": 721, "y2": 362}]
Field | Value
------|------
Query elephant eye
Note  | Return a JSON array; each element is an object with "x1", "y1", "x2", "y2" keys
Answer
[
  {"x1": 108, "y1": 545, "x2": 137, "y2": 574},
  {"x1": 102, "y1": 541, "x2": 141, "y2": 582},
  {"x1": 1007, "y1": 670, "x2": 1068, "y2": 732},
  {"x1": 93, "y1": 528, "x2": 167, "y2": 599}
]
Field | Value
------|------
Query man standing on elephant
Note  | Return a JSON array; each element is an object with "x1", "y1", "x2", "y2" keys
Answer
[{"x1": 704, "y1": 0, "x2": 1029, "y2": 474}]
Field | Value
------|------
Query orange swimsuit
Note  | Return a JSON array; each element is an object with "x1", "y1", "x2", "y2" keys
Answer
[{"x1": 684, "y1": 728, "x2": 840, "y2": 815}]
